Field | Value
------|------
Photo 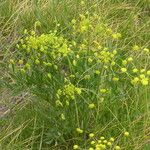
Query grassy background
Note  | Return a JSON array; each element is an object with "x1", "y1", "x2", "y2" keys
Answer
[{"x1": 0, "y1": 0, "x2": 150, "y2": 150}]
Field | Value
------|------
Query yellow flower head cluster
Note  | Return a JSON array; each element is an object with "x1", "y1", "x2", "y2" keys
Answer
[
  {"x1": 112, "y1": 33, "x2": 122, "y2": 40},
  {"x1": 72, "y1": 129, "x2": 130, "y2": 150},
  {"x1": 76, "y1": 128, "x2": 83, "y2": 134},
  {"x1": 131, "y1": 69, "x2": 149, "y2": 86},
  {"x1": 76, "y1": 134, "x2": 123, "y2": 150},
  {"x1": 88, "y1": 103, "x2": 96, "y2": 109},
  {"x1": 56, "y1": 83, "x2": 82, "y2": 107},
  {"x1": 9, "y1": 30, "x2": 73, "y2": 77},
  {"x1": 94, "y1": 48, "x2": 117, "y2": 66}
]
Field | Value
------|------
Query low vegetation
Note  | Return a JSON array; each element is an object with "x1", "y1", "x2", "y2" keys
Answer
[{"x1": 0, "y1": 0, "x2": 150, "y2": 149}]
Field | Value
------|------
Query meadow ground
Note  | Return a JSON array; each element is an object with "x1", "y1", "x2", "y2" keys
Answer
[{"x1": 0, "y1": 0, "x2": 150, "y2": 150}]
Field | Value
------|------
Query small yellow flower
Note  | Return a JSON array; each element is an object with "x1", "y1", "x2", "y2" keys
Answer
[
  {"x1": 100, "y1": 89, "x2": 107, "y2": 93},
  {"x1": 139, "y1": 74, "x2": 145, "y2": 79},
  {"x1": 20, "y1": 69, "x2": 25, "y2": 74},
  {"x1": 31, "y1": 30, "x2": 35, "y2": 36},
  {"x1": 70, "y1": 74, "x2": 75, "y2": 78},
  {"x1": 81, "y1": 1, "x2": 85, "y2": 5},
  {"x1": 112, "y1": 77, "x2": 119, "y2": 81},
  {"x1": 98, "y1": 140, "x2": 102, "y2": 143},
  {"x1": 106, "y1": 28, "x2": 113, "y2": 34},
  {"x1": 133, "y1": 68, "x2": 138, "y2": 73},
  {"x1": 115, "y1": 146, "x2": 121, "y2": 150},
  {"x1": 113, "y1": 50, "x2": 117, "y2": 55},
  {"x1": 76, "y1": 128, "x2": 83, "y2": 134},
  {"x1": 71, "y1": 19, "x2": 76, "y2": 24},
  {"x1": 18, "y1": 60, "x2": 24, "y2": 65},
  {"x1": 143, "y1": 48, "x2": 149, "y2": 53},
  {"x1": 61, "y1": 113, "x2": 65, "y2": 120},
  {"x1": 89, "y1": 133, "x2": 95, "y2": 138},
  {"x1": 107, "y1": 142, "x2": 112, "y2": 146},
  {"x1": 100, "y1": 144, "x2": 106, "y2": 149},
  {"x1": 127, "y1": 57, "x2": 133, "y2": 62},
  {"x1": 95, "y1": 70, "x2": 100, "y2": 75},
  {"x1": 95, "y1": 144, "x2": 100, "y2": 149},
  {"x1": 109, "y1": 137, "x2": 115, "y2": 142},
  {"x1": 9, "y1": 59, "x2": 14, "y2": 64},
  {"x1": 147, "y1": 70, "x2": 150, "y2": 75},
  {"x1": 112, "y1": 34, "x2": 118, "y2": 39},
  {"x1": 47, "y1": 73, "x2": 52, "y2": 79},
  {"x1": 76, "y1": 54, "x2": 80, "y2": 58},
  {"x1": 124, "y1": 131, "x2": 129, "y2": 137},
  {"x1": 98, "y1": 45, "x2": 102, "y2": 50},
  {"x1": 131, "y1": 77, "x2": 139, "y2": 85},
  {"x1": 100, "y1": 136, "x2": 105, "y2": 140},
  {"x1": 88, "y1": 103, "x2": 95, "y2": 109},
  {"x1": 132, "y1": 45, "x2": 140, "y2": 51},
  {"x1": 103, "y1": 140, "x2": 107, "y2": 144},
  {"x1": 121, "y1": 68, "x2": 127, "y2": 73},
  {"x1": 91, "y1": 141, "x2": 95, "y2": 145},
  {"x1": 140, "y1": 69, "x2": 145, "y2": 73},
  {"x1": 122, "y1": 60, "x2": 127, "y2": 65},
  {"x1": 111, "y1": 61, "x2": 116, "y2": 66},
  {"x1": 73, "y1": 145, "x2": 79, "y2": 149},
  {"x1": 112, "y1": 33, "x2": 121, "y2": 39},
  {"x1": 141, "y1": 78, "x2": 148, "y2": 85},
  {"x1": 76, "y1": 88, "x2": 82, "y2": 95},
  {"x1": 135, "y1": 77, "x2": 139, "y2": 82},
  {"x1": 25, "y1": 63, "x2": 30, "y2": 69},
  {"x1": 73, "y1": 60, "x2": 77, "y2": 66}
]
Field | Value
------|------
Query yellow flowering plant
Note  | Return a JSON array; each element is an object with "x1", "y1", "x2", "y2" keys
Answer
[{"x1": 2, "y1": 1, "x2": 149, "y2": 149}]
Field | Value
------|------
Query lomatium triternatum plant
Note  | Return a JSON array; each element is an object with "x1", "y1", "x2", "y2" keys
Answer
[{"x1": 5, "y1": 3, "x2": 150, "y2": 150}]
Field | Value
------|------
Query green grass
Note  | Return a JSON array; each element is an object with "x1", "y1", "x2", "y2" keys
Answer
[{"x1": 0, "y1": 0, "x2": 150, "y2": 150}]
